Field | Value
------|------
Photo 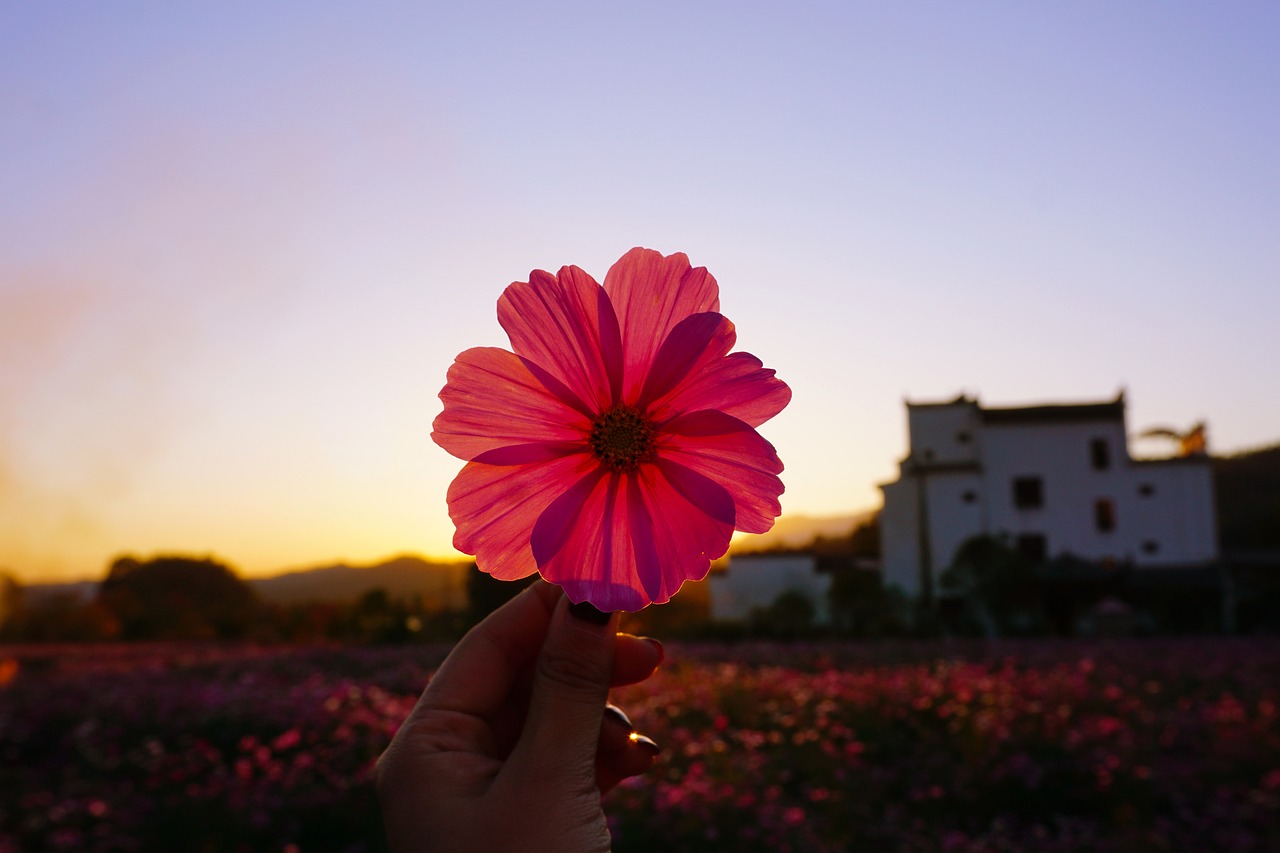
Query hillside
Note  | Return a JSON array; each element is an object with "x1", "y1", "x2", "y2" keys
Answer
[
  {"x1": 730, "y1": 510, "x2": 877, "y2": 554},
  {"x1": 249, "y1": 555, "x2": 471, "y2": 607},
  {"x1": 1214, "y1": 443, "x2": 1280, "y2": 552},
  {"x1": 13, "y1": 439, "x2": 1276, "y2": 609}
]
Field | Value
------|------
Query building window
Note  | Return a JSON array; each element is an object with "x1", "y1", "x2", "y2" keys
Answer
[
  {"x1": 1138, "y1": 483, "x2": 1155, "y2": 497},
  {"x1": 961, "y1": 490, "x2": 977, "y2": 504},
  {"x1": 956, "y1": 431, "x2": 972, "y2": 444},
  {"x1": 1012, "y1": 476, "x2": 1043, "y2": 509},
  {"x1": 1016, "y1": 533, "x2": 1047, "y2": 563},
  {"x1": 1090, "y1": 438, "x2": 1110, "y2": 471},
  {"x1": 1141, "y1": 539, "x2": 1159, "y2": 555},
  {"x1": 1095, "y1": 499, "x2": 1116, "y2": 532}
]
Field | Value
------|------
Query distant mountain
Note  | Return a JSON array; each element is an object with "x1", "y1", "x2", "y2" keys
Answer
[
  {"x1": 730, "y1": 510, "x2": 878, "y2": 554},
  {"x1": 20, "y1": 441, "x2": 1272, "y2": 609},
  {"x1": 249, "y1": 555, "x2": 472, "y2": 607}
]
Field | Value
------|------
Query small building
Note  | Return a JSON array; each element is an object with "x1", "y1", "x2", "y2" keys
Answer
[
  {"x1": 708, "y1": 553, "x2": 832, "y2": 625},
  {"x1": 879, "y1": 392, "x2": 1218, "y2": 602}
]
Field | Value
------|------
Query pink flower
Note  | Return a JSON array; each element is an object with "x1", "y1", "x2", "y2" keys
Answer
[{"x1": 432, "y1": 248, "x2": 790, "y2": 611}]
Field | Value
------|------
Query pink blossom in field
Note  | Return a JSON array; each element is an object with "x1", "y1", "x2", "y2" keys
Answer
[
  {"x1": 6, "y1": 641, "x2": 1280, "y2": 850},
  {"x1": 433, "y1": 247, "x2": 790, "y2": 610}
]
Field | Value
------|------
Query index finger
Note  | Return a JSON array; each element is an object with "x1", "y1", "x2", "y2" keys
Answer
[
  {"x1": 412, "y1": 581, "x2": 661, "y2": 716},
  {"x1": 418, "y1": 580, "x2": 562, "y2": 718}
]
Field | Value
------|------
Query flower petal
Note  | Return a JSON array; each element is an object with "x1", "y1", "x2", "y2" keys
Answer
[
  {"x1": 637, "y1": 312, "x2": 733, "y2": 410},
  {"x1": 531, "y1": 469, "x2": 648, "y2": 611},
  {"x1": 634, "y1": 458, "x2": 736, "y2": 595},
  {"x1": 635, "y1": 310, "x2": 791, "y2": 428},
  {"x1": 432, "y1": 347, "x2": 590, "y2": 462},
  {"x1": 497, "y1": 266, "x2": 623, "y2": 413},
  {"x1": 658, "y1": 410, "x2": 785, "y2": 534},
  {"x1": 447, "y1": 452, "x2": 598, "y2": 580},
  {"x1": 603, "y1": 248, "x2": 720, "y2": 401},
  {"x1": 472, "y1": 442, "x2": 584, "y2": 465},
  {"x1": 530, "y1": 466, "x2": 609, "y2": 567},
  {"x1": 653, "y1": 351, "x2": 792, "y2": 428},
  {"x1": 533, "y1": 460, "x2": 735, "y2": 610}
]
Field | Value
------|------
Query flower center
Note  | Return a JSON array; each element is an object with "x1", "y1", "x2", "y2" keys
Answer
[{"x1": 589, "y1": 405, "x2": 656, "y2": 473}]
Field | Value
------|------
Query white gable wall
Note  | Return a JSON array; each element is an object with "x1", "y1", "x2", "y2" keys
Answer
[
  {"x1": 981, "y1": 419, "x2": 1131, "y2": 562},
  {"x1": 709, "y1": 554, "x2": 831, "y2": 624},
  {"x1": 924, "y1": 469, "x2": 987, "y2": 573},
  {"x1": 880, "y1": 396, "x2": 1218, "y2": 599},
  {"x1": 907, "y1": 402, "x2": 981, "y2": 466},
  {"x1": 879, "y1": 477, "x2": 922, "y2": 596},
  {"x1": 1124, "y1": 461, "x2": 1218, "y2": 563}
]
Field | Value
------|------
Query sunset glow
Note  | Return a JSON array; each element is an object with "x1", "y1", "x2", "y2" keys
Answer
[{"x1": 2, "y1": 2, "x2": 1278, "y2": 582}]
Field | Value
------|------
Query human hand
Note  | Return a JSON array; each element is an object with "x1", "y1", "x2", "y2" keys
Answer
[{"x1": 375, "y1": 580, "x2": 663, "y2": 852}]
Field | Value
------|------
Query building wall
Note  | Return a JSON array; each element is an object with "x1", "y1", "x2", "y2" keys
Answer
[
  {"x1": 880, "y1": 396, "x2": 1219, "y2": 600},
  {"x1": 1125, "y1": 461, "x2": 1218, "y2": 565},
  {"x1": 709, "y1": 554, "x2": 831, "y2": 624},
  {"x1": 923, "y1": 469, "x2": 987, "y2": 576},
  {"x1": 880, "y1": 477, "x2": 921, "y2": 596},
  {"x1": 881, "y1": 468, "x2": 986, "y2": 597},
  {"x1": 981, "y1": 420, "x2": 1132, "y2": 562},
  {"x1": 906, "y1": 402, "x2": 981, "y2": 466}
]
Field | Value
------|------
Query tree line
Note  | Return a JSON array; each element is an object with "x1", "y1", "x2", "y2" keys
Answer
[{"x1": 0, "y1": 555, "x2": 537, "y2": 644}]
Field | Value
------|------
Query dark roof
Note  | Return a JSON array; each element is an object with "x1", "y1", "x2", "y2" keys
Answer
[
  {"x1": 905, "y1": 392, "x2": 1128, "y2": 425},
  {"x1": 981, "y1": 399, "x2": 1124, "y2": 425},
  {"x1": 906, "y1": 393, "x2": 975, "y2": 409}
]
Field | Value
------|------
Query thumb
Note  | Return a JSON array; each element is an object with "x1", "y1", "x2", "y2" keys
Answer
[{"x1": 509, "y1": 596, "x2": 617, "y2": 784}]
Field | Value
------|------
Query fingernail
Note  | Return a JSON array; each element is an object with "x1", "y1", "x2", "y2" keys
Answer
[
  {"x1": 629, "y1": 732, "x2": 660, "y2": 755},
  {"x1": 569, "y1": 601, "x2": 612, "y2": 625},
  {"x1": 603, "y1": 704, "x2": 633, "y2": 730},
  {"x1": 642, "y1": 637, "x2": 665, "y2": 666}
]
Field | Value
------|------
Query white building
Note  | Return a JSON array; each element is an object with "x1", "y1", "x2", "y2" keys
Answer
[
  {"x1": 879, "y1": 393, "x2": 1218, "y2": 601},
  {"x1": 708, "y1": 554, "x2": 832, "y2": 625}
]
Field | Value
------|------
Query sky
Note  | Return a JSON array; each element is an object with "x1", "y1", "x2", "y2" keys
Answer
[{"x1": 2, "y1": 1, "x2": 1278, "y2": 582}]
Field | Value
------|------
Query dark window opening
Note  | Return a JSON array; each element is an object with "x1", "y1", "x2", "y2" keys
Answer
[
  {"x1": 1090, "y1": 438, "x2": 1110, "y2": 471},
  {"x1": 1016, "y1": 533, "x2": 1048, "y2": 563},
  {"x1": 1013, "y1": 476, "x2": 1044, "y2": 509},
  {"x1": 1138, "y1": 483, "x2": 1155, "y2": 497},
  {"x1": 956, "y1": 431, "x2": 972, "y2": 444},
  {"x1": 1141, "y1": 539, "x2": 1159, "y2": 555},
  {"x1": 1095, "y1": 498, "x2": 1116, "y2": 532},
  {"x1": 961, "y1": 490, "x2": 977, "y2": 504}
]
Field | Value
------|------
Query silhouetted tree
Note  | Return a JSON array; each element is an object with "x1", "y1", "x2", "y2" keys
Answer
[
  {"x1": 0, "y1": 571, "x2": 19, "y2": 628},
  {"x1": 1, "y1": 592, "x2": 117, "y2": 642},
  {"x1": 940, "y1": 535, "x2": 1046, "y2": 637},
  {"x1": 97, "y1": 554, "x2": 259, "y2": 640},
  {"x1": 828, "y1": 567, "x2": 907, "y2": 637},
  {"x1": 848, "y1": 515, "x2": 881, "y2": 557},
  {"x1": 467, "y1": 564, "x2": 535, "y2": 623},
  {"x1": 811, "y1": 515, "x2": 881, "y2": 557},
  {"x1": 619, "y1": 578, "x2": 713, "y2": 638},
  {"x1": 749, "y1": 589, "x2": 817, "y2": 638},
  {"x1": 1214, "y1": 444, "x2": 1280, "y2": 551}
]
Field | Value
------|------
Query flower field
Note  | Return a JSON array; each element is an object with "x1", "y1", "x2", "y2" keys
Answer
[{"x1": 2, "y1": 639, "x2": 1279, "y2": 852}]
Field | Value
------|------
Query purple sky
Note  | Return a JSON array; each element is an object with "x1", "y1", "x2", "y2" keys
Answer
[{"x1": 2, "y1": 1, "x2": 1278, "y2": 580}]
